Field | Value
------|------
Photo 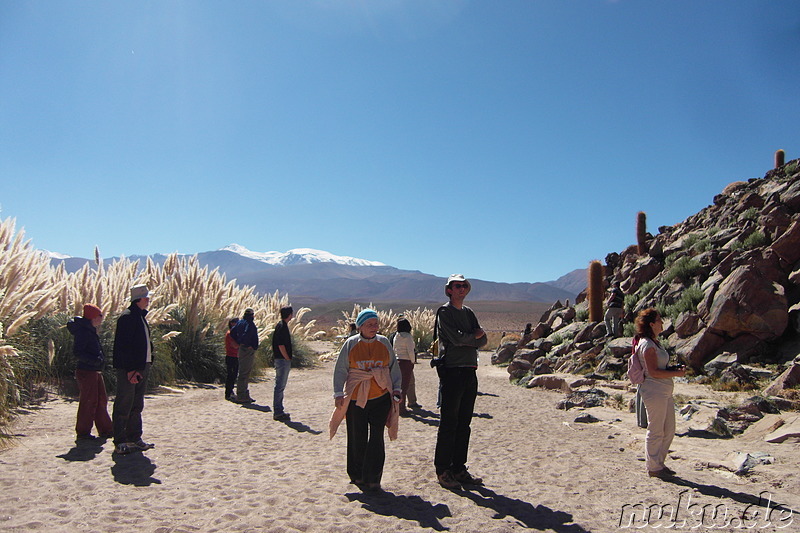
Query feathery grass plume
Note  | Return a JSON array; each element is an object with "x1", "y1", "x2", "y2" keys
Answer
[
  {"x1": 636, "y1": 211, "x2": 648, "y2": 255},
  {"x1": 587, "y1": 260, "x2": 604, "y2": 323},
  {"x1": 336, "y1": 304, "x2": 436, "y2": 352},
  {"x1": 775, "y1": 149, "x2": 785, "y2": 168}
]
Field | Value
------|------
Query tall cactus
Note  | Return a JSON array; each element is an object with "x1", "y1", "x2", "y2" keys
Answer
[
  {"x1": 588, "y1": 260, "x2": 604, "y2": 323},
  {"x1": 636, "y1": 211, "x2": 648, "y2": 255},
  {"x1": 775, "y1": 149, "x2": 785, "y2": 168}
]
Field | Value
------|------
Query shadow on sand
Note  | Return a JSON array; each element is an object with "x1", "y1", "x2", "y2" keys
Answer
[
  {"x1": 57, "y1": 438, "x2": 107, "y2": 462},
  {"x1": 111, "y1": 452, "x2": 161, "y2": 486},
  {"x1": 457, "y1": 485, "x2": 590, "y2": 532},
  {"x1": 665, "y1": 475, "x2": 795, "y2": 514},
  {"x1": 279, "y1": 418, "x2": 323, "y2": 435},
  {"x1": 346, "y1": 490, "x2": 452, "y2": 531}
]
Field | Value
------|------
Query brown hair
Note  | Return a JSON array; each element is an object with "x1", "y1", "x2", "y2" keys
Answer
[{"x1": 634, "y1": 308, "x2": 660, "y2": 339}]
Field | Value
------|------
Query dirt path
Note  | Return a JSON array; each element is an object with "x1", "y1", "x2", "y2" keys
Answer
[{"x1": 1, "y1": 351, "x2": 797, "y2": 532}]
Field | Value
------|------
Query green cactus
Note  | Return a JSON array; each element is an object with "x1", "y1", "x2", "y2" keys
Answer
[
  {"x1": 588, "y1": 260, "x2": 604, "y2": 323},
  {"x1": 775, "y1": 149, "x2": 785, "y2": 168},
  {"x1": 636, "y1": 211, "x2": 648, "y2": 255}
]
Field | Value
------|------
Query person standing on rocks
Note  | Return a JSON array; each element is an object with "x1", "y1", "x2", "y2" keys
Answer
[
  {"x1": 434, "y1": 274, "x2": 487, "y2": 489},
  {"x1": 112, "y1": 284, "x2": 156, "y2": 455},
  {"x1": 604, "y1": 282, "x2": 625, "y2": 338},
  {"x1": 271, "y1": 306, "x2": 294, "y2": 421},
  {"x1": 231, "y1": 308, "x2": 259, "y2": 404},
  {"x1": 633, "y1": 308, "x2": 686, "y2": 479}
]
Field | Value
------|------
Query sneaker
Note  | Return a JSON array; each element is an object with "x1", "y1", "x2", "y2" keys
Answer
[
  {"x1": 76, "y1": 434, "x2": 97, "y2": 441},
  {"x1": 408, "y1": 403, "x2": 422, "y2": 410},
  {"x1": 648, "y1": 468, "x2": 673, "y2": 479},
  {"x1": 132, "y1": 439, "x2": 155, "y2": 450},
  {"x1": 236, "y1": 397, "x2": 256, "y2": 404},
  {"x1": 226, "y1": 394, "x2": 236, "y2": 402},
  {"x1": 437, "y1": 470, "x2": 461, "y2": 490},
  {"x1": 273, "y1": 412, "x2": 291, "y2": 421},
  {"x1": 114, "y1": 442, "x2": 135, "y2": 455},
  {"x1": 453, "y1": 468, "x2": 484, "y2": 486}
]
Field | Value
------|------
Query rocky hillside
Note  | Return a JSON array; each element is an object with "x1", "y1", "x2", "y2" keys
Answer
[{"x1": 495, "y1": 157, "x2": 800, "y2": 400}]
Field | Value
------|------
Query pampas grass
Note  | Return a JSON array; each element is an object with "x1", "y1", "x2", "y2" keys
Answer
[
  {"x1": 336, "y1": 304, "x2": 436, "y2": 352},
  {"x1": 0, "y1": 216, "x2": 317, "y2": 434}
]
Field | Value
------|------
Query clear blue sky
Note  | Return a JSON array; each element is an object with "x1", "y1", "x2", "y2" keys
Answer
[{"x1": 1, "y1": 1, "x2": 798, "y2": 283}]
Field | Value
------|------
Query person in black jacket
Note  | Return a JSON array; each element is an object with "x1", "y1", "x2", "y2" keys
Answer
[
  {"x1": 231, "y1": 308, "x2": 259, "y2": 404},
  {"x1": 67, "y1": 303, "x2": 113, "y2": 441},
  {"x1": 111, "y1": 284, "x2": 156, "y2": 455}
]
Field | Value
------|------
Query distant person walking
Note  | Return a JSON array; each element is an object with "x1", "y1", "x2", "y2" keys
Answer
[
  {"x1": 330, "y1": 309, "x2": 402, "y2": 492},
  {"x1": 112, "y1": 285, "x2": 156, "y2": 455},
  {"x1": 434, "y1": 274, "x2": 487, "y2": 489},
  {"x1": 633, "y1": 308, "x2": 686, "y2": 479},
  {"x1": 67, "y1": 303, "x2": 113, "y2": 441},
  {"x1": 231, "y1": 308, "x2": 259, "y2": 404},
  {"x1": 224, "y1": 317, "x2": 239, "y2": 402},
  {"x1": 393, "y1": 317, "x2": 419, "y2": 414},
  {"x1": 604, "y1": 282, "x2": 625, "y2": 338},
  {"x1": 271, "y1": 306, "x2": 294, "y2": 421}
]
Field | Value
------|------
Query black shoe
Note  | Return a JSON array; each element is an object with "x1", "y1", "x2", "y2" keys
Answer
[
  {"x1": 273, "y1": 412, "x2": 290, "y2": 421},
  {"x1": 452, "y1": 468, "x2": 484, "y2": 486},
  {"x1": 437, "y1": 470, "x2": 461, "y2": 490}
]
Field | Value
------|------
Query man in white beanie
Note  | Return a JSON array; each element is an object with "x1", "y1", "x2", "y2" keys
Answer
[
  {"x1": 434, "y1": 274, "x2": 487, "y2": 489},
  {"x1": 111, "y1": 284, "x2": 156, "y2": 455}
]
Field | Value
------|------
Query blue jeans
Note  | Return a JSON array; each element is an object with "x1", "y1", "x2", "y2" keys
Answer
[{"x1": 273, "y1": 358, "x2": 291, "y2": 414}]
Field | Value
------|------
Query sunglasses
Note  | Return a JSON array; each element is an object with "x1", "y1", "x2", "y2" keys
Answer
[{"x1": 451, "y1": 283, "x2": 469, "y2": 289}]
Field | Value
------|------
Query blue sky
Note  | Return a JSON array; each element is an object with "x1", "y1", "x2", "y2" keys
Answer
[{"x1": 1, "y1": 1, "x2": 798, "y2": 284}]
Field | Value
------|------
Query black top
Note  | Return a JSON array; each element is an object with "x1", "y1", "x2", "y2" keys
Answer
[{"x1": 271, "y1": 320, "x2": 293, "y2": 360}]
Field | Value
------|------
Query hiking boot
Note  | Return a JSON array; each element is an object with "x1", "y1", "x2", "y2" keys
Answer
[
  {"x1": 437, "y1": 470, "x2": 461, "y2": 490},
  {"x1": 453, "y1": 468, "x2": 484, "y2": 486},
  {"x1": 132, "y1": 439, "x2": 155, "y2": 450},
  {"x1": 114, "y1": 442, "x2": 135, "y2": 455}
]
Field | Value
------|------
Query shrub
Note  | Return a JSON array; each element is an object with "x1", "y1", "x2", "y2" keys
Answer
[
  {"x1": 665, "y1": 256, "x2": 702, "y2": 283},
  {"x1": 742, "y1": 207, "x2": 759, "y2": 222},
  {"x1": 660, "y1": 285, "x2": 704, "y2": 321}
]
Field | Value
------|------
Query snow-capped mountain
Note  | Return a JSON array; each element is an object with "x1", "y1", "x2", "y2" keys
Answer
[{"x1": 221, "y1": 244, "x2": 385, "y2": 267}]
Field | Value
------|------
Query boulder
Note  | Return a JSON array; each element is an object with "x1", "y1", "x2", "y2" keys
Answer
[
  {"x1": 704, "y1": 264, "x2": 788, "y2": 341},
  {"x1": 574, "y1": 413, "x2": 601, "y2": 423},
  {"x1": 532, "y1": 357, "x2": 553, "y2": 375},
  {"x1": 557, "y1": 388, "x2": 608, "y2": 410},
  {"x1": 763, "y1": 363, "x2": 800, "y2": 397},
  {"x1": 531, "y1": 322, "x2": 550, "y2": 340},
  {"x1": 765, "y1": 415, "x2": 800, "y2": 443},
  {"x1": 771, "y1": 219, "x2": 800, "y2": 264},
  {"x1": 672, "y1": 328, "x2": 726, "y2": 369},
  {"x1": 492, "y1": 340, "x2": 518, "y2": 365},
  {"x1": 606, "y1": 337, "x2": 634, "y2": 358},
  {"x1": 674, "y1": 312, "x2": 703, "y2": 338},
  {"x1": 514, "y1": 348, "x2": 546, "y2": 364},
  {"x1": 527, "y1": 375, "x2": 571, "y2": 393},
  {"x1": 620, "y1": 256, "x2": 662, "y2": 294},
  {"x1": 507, "y1": 359, "x2": 532, "y2": 379}
]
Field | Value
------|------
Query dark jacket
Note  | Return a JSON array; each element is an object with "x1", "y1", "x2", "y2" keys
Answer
[
  {"x1": 66, "y1": 316, "x2": 105, "y2": 371},
  {"x1": 271, "y1": 320, "x2": 292, "y2": 360},
  {"x1": 113, "y1": 303, "x2": 153, "y2": 370},
  {"x1": 231, "y1": 317, "x2": 259, "y2": 350}
]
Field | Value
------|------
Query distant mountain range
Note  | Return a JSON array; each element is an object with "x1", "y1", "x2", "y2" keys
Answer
[{"x1": 49, "y1": 245, "x2": 583, "y2": 304}]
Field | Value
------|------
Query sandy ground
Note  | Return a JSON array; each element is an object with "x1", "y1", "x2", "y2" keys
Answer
[{"x1": 1, "y1": 345, "x2": 798, "y2": 533}]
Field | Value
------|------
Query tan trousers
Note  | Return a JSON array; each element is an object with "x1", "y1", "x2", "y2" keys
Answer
[{"x1": 638, "y1": 378, "x2": 675, "y2": 472}]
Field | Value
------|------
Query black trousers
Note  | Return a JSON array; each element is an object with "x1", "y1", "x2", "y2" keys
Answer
[
  {"x1": 345, "y1": 393, "x2": 391, "y2": 484},
  {"x1": 112, "y1": 364, "x2": 150, "y2": 445},
  {"x1": 225, "y1": 356, "x2": 239, "y2": 397},
  {"x1": 434, "y1": 366, "x2": 478, "y2": 475}
]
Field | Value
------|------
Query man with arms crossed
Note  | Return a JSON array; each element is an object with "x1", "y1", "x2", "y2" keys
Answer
[{"x1": 434, "y1": 274, "x2": 487, "y2": 489}]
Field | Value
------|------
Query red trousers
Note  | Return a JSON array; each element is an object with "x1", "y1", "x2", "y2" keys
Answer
[{"x1": 75, "y1": 369, "x2": 113, "y2": 437}]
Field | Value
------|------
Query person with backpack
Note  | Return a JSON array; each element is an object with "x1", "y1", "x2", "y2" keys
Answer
[
  {"x1": 604, "y1": 282, "x2": 625, "y2": 338},
  {"x1": 67, "y1": 303, "x2": 113, "y2": 441},
  {"x1": 632, "y1": 308, "x2": 686, "y2": 479},
  {"x1": 434, "y1": 274, "x2": 487, "y2": 489},
  {"x1": 231, "y1": 308, "x2": 259, "y2": 404}
]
